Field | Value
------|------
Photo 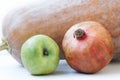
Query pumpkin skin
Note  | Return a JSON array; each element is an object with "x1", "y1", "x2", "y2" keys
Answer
[{"x1": 2, "y1": 0, "x2": 120, "y2": 63}]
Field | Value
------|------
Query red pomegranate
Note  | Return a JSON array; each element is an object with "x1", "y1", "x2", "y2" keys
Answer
[{"x1": 62, "y1": 21, "x2": 114, "y2": 73}]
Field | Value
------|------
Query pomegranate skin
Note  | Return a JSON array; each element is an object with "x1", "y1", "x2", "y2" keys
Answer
[{"x1": 62, "y1": 21, "x2": 114, "y2": 73}]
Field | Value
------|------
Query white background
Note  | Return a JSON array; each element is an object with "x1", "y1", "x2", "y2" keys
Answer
[{"x1": 0, "y1": 0, "x2": 120, "y2": 80}]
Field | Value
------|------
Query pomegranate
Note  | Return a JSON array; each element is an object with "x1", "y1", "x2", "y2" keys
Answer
[{"x1": 62, "y1": 21, "x2": 114, "y2": 73}]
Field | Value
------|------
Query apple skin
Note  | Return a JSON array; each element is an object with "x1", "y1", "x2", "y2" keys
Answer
[
  {"x1": 62, "y1": 21, "x2": 114, "y2": 73},
  {"x1": 21, "y1": 35, "x2": 60, "y2": 75}
]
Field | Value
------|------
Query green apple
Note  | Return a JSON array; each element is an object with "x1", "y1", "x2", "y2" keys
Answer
[{"x1": 21, "y1": 35, "x2": 60, "y2": 75}]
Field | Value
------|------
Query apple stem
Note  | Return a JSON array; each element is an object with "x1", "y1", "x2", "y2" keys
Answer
[
  {"x1": 43, "y1": 48, "x2": 49, "y2": 56},
  {"x1": 73, "y1": 29, "x2": 86, "y2": 39},
  {"x1": 0, "y1": 38, "x2": 11, "y2": 52}
]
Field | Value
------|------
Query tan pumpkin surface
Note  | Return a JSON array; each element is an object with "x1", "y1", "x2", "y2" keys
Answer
[{"x1": 2, "y1": 0, "x2": 120, "y2": 63}]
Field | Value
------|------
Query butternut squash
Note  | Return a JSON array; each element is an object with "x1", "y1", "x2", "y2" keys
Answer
[{"x1": 1, "y1": 0, "x2": 120, "y2": 63}]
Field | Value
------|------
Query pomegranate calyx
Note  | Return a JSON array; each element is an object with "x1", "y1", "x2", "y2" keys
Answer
[{"x1": 73, "y1": 29, "x2": 85, "y2": 39}]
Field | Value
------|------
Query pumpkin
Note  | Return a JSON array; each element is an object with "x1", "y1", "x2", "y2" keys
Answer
[{"x1": 1, "y1": 0, "x2": 120, "y2": 63}]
